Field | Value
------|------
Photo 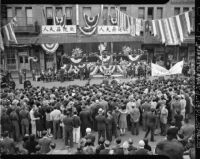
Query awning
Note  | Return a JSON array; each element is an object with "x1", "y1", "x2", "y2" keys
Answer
[{"x1": 33, "y1": 34, "x2": 143, "y2": 44}]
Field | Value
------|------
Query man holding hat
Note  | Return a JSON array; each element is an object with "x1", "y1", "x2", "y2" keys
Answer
[{"x1": 95, "y1": 108, "x2": 107, "y2": 141}]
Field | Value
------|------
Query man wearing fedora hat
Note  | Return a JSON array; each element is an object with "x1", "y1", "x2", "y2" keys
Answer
[{"x1": 95, "y1": 108, "x2": 106, "y2": 141}]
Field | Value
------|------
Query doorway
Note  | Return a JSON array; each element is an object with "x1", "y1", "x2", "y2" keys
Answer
[{"x1": 19, "y1": 55, "x2": 30, "y2": 71}]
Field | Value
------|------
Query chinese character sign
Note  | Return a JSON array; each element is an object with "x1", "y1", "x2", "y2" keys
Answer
[
  {"x1": 97, "y1": 26, "x2": 130, "y2": 34},
  {"x1": 42, "y1": 25, "x2": 77, "y2": 34}
]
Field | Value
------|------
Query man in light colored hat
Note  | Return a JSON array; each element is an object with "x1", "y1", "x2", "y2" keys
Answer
[
  {"x1": 85, "y1": 128, "x2": 95, "y2": 146},
  {"x1": 95, "y1": 108, "x2": 106, "y2": 141}
]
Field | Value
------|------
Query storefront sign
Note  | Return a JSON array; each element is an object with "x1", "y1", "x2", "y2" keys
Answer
[
  {"x1": 41, "y1": 25, "x2": 76, "y2": 34},
  {"x1": 97, "y1": 25, "x2": 130, "y2": 34}
]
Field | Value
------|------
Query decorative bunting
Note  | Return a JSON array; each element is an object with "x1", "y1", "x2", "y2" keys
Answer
[
  {"x1": 55, "y1": 15, "x2": 65, "y2": 26},
  {"x1": 41, "y1": 43, "x2": 59, "y2": 53},
  {"x1": 79, "y1": 26, "x2": 97, "y2": 35},
  {"x1": 179, "y1": 13, "x2": 188, "y2": 38},
  {"x1": 0, "y1": 33, "x2": 4, "y2": 51},
  {"x1": 185, "y1": 12, "x2": 191, "y2": 34},
  {"x1": 158, "y1": 20, "x2": 165, "y2": 44},
  {"x1": 152, "y1": 20, "x2": 157, "y2": 36},
  {"x1": 175, "y1": 15, "x2": 184, "y2": 42},
  {"x1": 84, "y1": 13, "x2": 100, "y2": 28}
]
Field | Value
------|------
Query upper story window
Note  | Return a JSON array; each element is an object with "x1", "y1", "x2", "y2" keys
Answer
[
  {"x1": 83, "y1": 7, "x2": 91, "y2": 17},
  {"x1": 103, "y1": 6, "x2": 108, "y2": 25},
  {"x1": 15, "y1": 7, "x2": 23, "y2": 26},
  {"x1": 157, "y1": 7, "x2": 163, "y2": 19},
  {"x1": 7, "y1": 7, "x2": 13, "y2": 21},
  {"x1": 56, "y1": 7, "x2": 63, "y2": 18},
  {"x1": 147, "y1": 7, "x2": 154, "y2": 20},
  {"x1": 183, "y1": 7, "x2": 189, "y2": 12},
  {"x1": 174, "y1": 7, "x2": 180, "y2": 15},
  {"x1": 65, "y1": 7, "x2": 72, "y2": 25},
  {"x1": 120, "y1": 7, "x2": 126, "y2": 13},
  {"x1": 110, "y1": 7, "x2": 116, "y2": 17},
  {"x1": 46, "y1": 7, "x2": 53, "y2": 25},
  {"x1": 138, "y1": 7, "x2": 145, "y2": 19},
  {"x1": 25, "y1": 7, "x2": 33, "y2": 25}
]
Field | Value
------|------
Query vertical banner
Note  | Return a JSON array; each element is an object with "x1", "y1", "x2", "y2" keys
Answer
[{"x1": 76, "y1": 4, "x2": 79, "y2": 25}]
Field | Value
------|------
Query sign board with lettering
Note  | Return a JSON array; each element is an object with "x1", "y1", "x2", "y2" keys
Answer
[
  {"x1": 41, "y1": 25, "x2": 77, "y2": 34},
  {"x1": 97, "y1": 25, "x2": 130, "y2": 34}
]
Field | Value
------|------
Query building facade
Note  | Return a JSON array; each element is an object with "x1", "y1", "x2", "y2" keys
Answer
[{"x1": 1, "y1": 0, "x2": 195, "y2": 76}]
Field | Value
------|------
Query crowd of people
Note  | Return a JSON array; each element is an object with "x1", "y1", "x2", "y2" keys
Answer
[{"x1": 0, "y1": 75, "x2": 195, "y2": 159}]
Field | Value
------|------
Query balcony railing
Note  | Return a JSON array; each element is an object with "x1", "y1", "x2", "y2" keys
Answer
[{"x1": 6, "y1": 17, "x2": 40, "y2": 34}]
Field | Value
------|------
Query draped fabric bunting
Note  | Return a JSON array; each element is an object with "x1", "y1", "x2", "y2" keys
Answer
[
  {"x1": 98, "y1": 55, "x2": 111, "y2": 62},
  {"x1": 0, "y1": 33, "x2": 4, "y2": 51},
  {"x1": 115, "y1": 6, "x2": 193, "y2": 45},
  {"x1": 55, "y1": 15, "x2": 65, "y2": 26},
  {"x1": 70, "y1": 58, "x2": 82, "y2": 64},
  {"x1": 185, "y1": 12, "x2": 191, "y2": 34},
  {"x1": 79, "y1": 26, "x2": 97, "y2": 35},
  {"x1": 41, "y1": 43, "x2": 59, "y2": 53},
  {"x1": 2, "y1": 18, "x2": 18, "y2": 45},
  {"x1": 90, "y1": 66, "x2": 99, "y2": 75},
  {"x1": 84, "y1": 13, "x2": 100, "y2": 28},
  {"x1": 175, "y1": 15, "x2": 184, "y2": 42},
  {"x1": 128, "y1": 54, "x2": 141, "y2": 61}
]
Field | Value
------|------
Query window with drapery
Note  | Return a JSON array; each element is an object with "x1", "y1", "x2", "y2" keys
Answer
[
  {"x1": 138, "y1": 7, "x2": 145, "y2": 19},
  {"x1": 120, "y1": 7, "x2": 126, "y2": 13},
  {"x1": 183, "y1": 7, "x2": 189, "y2": 12},
  {"x1": 7, "y1": 7, "x2": 13, "y2": 22},
  {"x1": 65, "y1": 7, "x2": 72, "y2": 25},
  {"x1": 110, "y1": 7, "x2": 116, "y2": 17},
  {"x1": 103, "y1": 6, "x2": 108, "y2": 25},
  {"x1": 174, "y1": 7, "x2": 180, "y2": 15},
  {"x1": 147, "y1": 7, "x2": 154, "y2": 20},
  {"x1": 15, "y1": 7, "x2": 23, "y2": 26},
  {"x1": 25, "y1": 7, "x2": 33, "y2": 25},
  {"x1": 157, "y1": 7, "x2": 163, "y2": 19},
  {"x1": 46, "y1": 7, "x2": 53, "y2": 25},
  {"x1": 56, "y1": 7, "x2": 63, "y2": 18}
]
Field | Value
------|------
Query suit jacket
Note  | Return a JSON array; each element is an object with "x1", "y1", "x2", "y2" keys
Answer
[
  {"x1": 113, "y1": 145, "x2": 124, "y2": 154},
  {"x1": 95, "y1": 114, "x2": 106, "y2": 130},
  {"x1": 38, "y1": 137, "x2": 51, "y2": 154},
  {"x1": 100, "y1": 148, "x2": 110, "y2": 154},
  {"x1": 85, "y1": 133, "x2": 96, "y2": 145},
  {"x1": 106, "y1": 116, "x2": 114, "y2": 130},
  {"x1": 72, "y1": 115, "x2": 81, "y2": 128},
  {"x1": 146, "y1": 111, "x2": 156, "y2": 128},
  {"x1": 1, "y1": 137, "x2": 15, "y2": 154},
  {"x1": 79, "y1": 110, "x2": 92, "y2": 128},
  {"x1": 63, "y1": 116, "x2": 74, "y2": 131}
]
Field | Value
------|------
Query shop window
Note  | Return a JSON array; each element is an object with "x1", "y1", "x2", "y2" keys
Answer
[
  {"x1": 120, "y1": 7, "x2": 126, "y2": 13},
  {"x1": 65, "y1": 7, "x2": 72, "y2": 25},
  {"x1": 174, "y1": 7, "x2": 180, "y2": 15},
  {"x1": 7, "y1": 49, "x2": 16, "y2": 65},
  {"x1": 183, "y1": 7, "x2": 189, "y2": 12},
  {"x1": 25, "y1": 56, "x2": 28, "y2": 63},
  {"x1": 147, "y1": 7, "x2": 154, "y2": 20},
  {"x1": 103, "y1": 6, "x2": 108, "y2": 25},
  {"x1": 7, "y1": 7, "x2": 13, "y2": 22},
  {"x1": 15, "y1": 7, "x2": 23, "y2": 26},
  {"x1": 83, "y1": 7, "x2": 91, "y2": 17},
  {"x1": 26, "y1": 7, "x2": 33, "y2": 25},
  {"x1": 157, "y1": 7, "x2": 163, "y2": 19},
  {"x1": 46, "y1": 7, "x2": 53, "y2": 25},
  {"x1": 138, "y1": 7, "x2": 145, "y2": 19}
]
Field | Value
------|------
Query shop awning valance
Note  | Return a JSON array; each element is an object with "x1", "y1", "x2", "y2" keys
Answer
[{"x1": 33, "y1": 34, "x2": 143, "y2": 44}]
